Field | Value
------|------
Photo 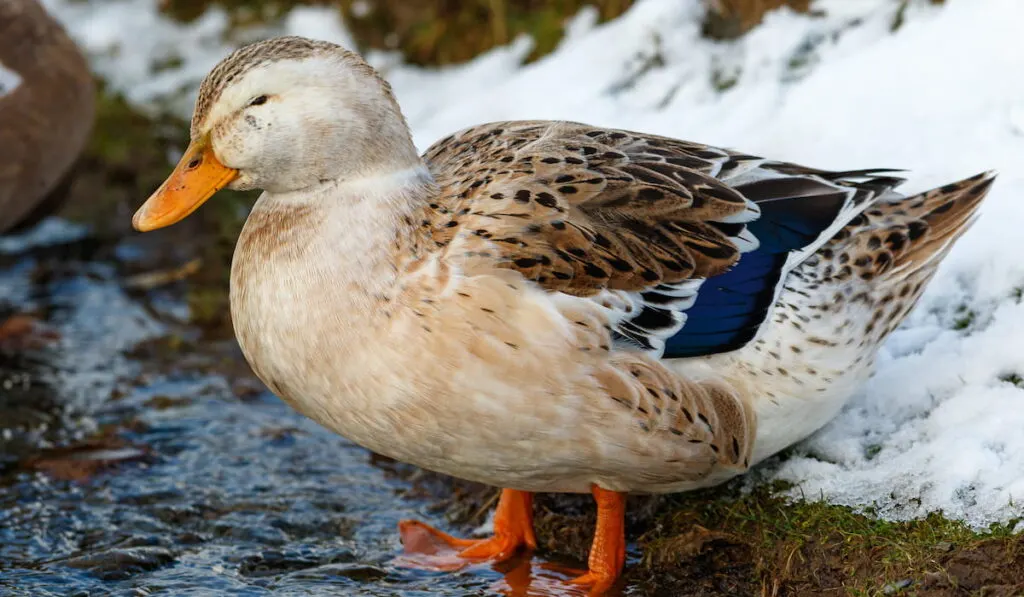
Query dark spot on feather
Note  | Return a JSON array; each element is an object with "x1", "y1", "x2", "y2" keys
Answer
[
  {"x1": 908, "y1": 221, "x2": 928, "y2": 240},
  {"x1": 608, "y1": 258, "x2": 632, "y2": 272},
  {"x1": 638, "y1": 188, "x2": 664, "y2": 201},
  {"x1": 565, "y1": 157, "x2": 584, "y2": 164},
  {"x1": 558, "y1": 186, "x2": 578, "y2": 194},
  {"x1": 556, "y1": 175, "x2": 574, "y2": 183},
  {"x1": 514, "y1": 190, "x2": 531, "y2": 203},
  {"x1": 513, "y1": 258, "x2": 538, "y2": 268},
  {"x1": 584, "y1": 263, "x2": 609, "y2": 278},
  {"x1": 541, "y1": 157, "x2": 561, "y2": 164},
  {"x1": 491, "y1": 192, "x2": 505, "y2": 199},
  {"x1": 551, "y1": 220, "x2": 567, "y2": 230},
  {"x1": 682, "y1": 408, "x2": 694, "y2": 423},
  {"x1": 535, "y1": 193, "x2": 559, "y2": 208},
  {"x1": 446, "y1": 221, "x2": 458, "y2": 228}
]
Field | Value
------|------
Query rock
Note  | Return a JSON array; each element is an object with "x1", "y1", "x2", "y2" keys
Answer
[{"x1": 62, "y1": 546, "x2": 175, "y2": 580}]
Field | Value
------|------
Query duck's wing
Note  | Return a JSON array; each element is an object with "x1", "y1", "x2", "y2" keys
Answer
[{"x1": 424, "y1": 121, "x2": 905, "y2": 359}]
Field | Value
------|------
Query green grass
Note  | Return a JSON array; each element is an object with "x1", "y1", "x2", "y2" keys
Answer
[{"x1": 631, "y1": 483, "x2": 1022, "y2": 595}]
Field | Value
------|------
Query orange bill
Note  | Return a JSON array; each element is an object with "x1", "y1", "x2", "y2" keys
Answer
[{"x1": 132, "y1": 139, "x2": 238, "y2": 232}]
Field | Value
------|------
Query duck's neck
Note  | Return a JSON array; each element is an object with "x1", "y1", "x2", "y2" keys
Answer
[{"x1": 232, "y1": 164, "x2": 436, "y2": 321}]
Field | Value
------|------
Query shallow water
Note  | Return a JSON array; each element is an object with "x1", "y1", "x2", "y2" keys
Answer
[{"x1": 0, "y1": 223, "x2": 601, "y2": 597}]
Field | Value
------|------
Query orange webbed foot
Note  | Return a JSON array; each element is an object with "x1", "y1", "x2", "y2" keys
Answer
[{"x1": 397, "y1": 488, "x2": 536, "y2": 571}]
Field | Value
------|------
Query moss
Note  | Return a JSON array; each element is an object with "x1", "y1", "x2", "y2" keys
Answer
[
  {"x1": 999, "y1": 373, "x2": 1024, "y2": 387},
  {"x1": 952, "y1": 306, "x2": 975, "y2": 331},
  {"x1": 627, "y1": 483, "x2": 1023, "y2": 595}
]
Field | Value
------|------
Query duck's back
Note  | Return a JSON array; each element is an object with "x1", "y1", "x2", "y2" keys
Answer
[{"x1": 0, "y1": 0, "x2": 95, "y2": 234}]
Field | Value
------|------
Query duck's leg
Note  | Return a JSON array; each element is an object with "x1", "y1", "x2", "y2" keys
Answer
[
  {"x1": 399, "y1": 488, "x2": 536, "y2": 562},
  {"x1": 568, "y1": 485, "x2": 626, "y2": 593}
]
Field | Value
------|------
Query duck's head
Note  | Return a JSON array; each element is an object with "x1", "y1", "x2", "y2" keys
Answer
[{"x1": 133, "y1": 36, "x2": 418, "y2": 232}]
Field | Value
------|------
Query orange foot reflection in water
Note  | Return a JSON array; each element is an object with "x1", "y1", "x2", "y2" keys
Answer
[
  {"x1": 0, "y1": 314, "x2": 60, "y2": 352},
  {"x1": 395, "y1": 521, "x2": 624, "y2": 597}
]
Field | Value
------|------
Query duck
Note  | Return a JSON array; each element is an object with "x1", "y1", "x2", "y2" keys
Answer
[
  {"x1": 131, "y1": 36, "x2": 995, "y2": 594},
  {"x1": 0, "y1": 0, "x2": 95, "y2": 236},
  {"x1": 0, "y1": 0, "x2": 95, "y2": 350}
]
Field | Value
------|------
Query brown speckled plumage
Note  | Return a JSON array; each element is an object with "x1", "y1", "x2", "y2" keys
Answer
[
  {"x1": 423, "y1": 122, "x2": 756, "y2": 295},
  {"x1": 0, "y1": 0, "x2": 95, "y2": 234}
]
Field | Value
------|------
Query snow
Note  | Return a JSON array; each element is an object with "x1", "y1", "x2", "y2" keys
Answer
[
  {"x1": 0, "y1": 59, "x2": 22, "y2": 97},
  {"x1": 38, "y1": 0, "x2": 1024, "y2": 529}
]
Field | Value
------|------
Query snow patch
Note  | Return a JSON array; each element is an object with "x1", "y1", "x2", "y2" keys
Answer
[{"x1": 0, "y1": 60, "x2": 21, "y2": 97}]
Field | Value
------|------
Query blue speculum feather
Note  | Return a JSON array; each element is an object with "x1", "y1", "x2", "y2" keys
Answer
[{"x1": 662, "y1": 189, "x2": 847, "y2": 359}]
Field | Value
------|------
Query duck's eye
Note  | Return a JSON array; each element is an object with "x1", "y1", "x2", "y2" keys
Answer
[{"x1": 249, "y1": 95, "x2": 268, "y2": 106}]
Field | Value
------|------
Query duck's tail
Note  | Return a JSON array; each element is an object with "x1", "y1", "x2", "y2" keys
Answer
[
  {"x1": 791, "y1": 170, "x2": 996, "y2": 345},
  {"x1": 829, "y1": 170, "x2": 996, "y2": 286}
]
